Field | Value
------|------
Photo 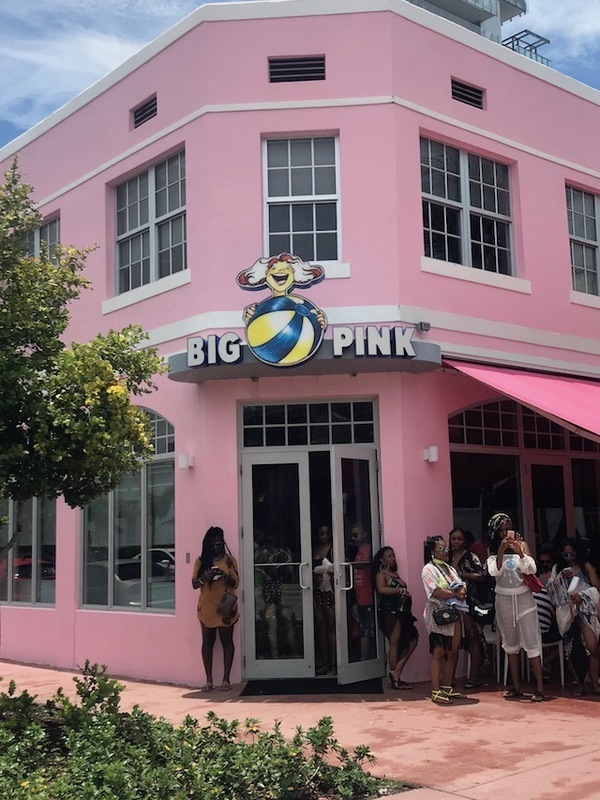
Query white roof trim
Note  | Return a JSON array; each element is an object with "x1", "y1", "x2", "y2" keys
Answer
[{"x1": 1, "y1": 0, "x2": 600, "y2": 161}]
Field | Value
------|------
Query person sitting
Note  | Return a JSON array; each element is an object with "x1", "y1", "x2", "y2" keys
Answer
[
  {"x1": 373, "y1": 546, "x2": 419, "y2": 689},
  {"x1": 532, "y1": 546, "x2": 560, "y2": 681},
  {"x1": 547, "y1": 537, "x2": 600, "y2": 696}
]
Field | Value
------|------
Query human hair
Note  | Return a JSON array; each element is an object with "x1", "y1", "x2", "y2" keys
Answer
[
  {"x1": 448, "y1": 526, "x2": 474, "y2": 548},
  {"x1": 423, "y1": 535, "x2": 443, "y2": 565},
  {"x1": 372, "y1": 546, "x2": 394, "y2": 583},
  {"x1": 555, "y1": 537, "x2": 587, "y2": 571},
  {"x1": 199, "y1": 526, "x2": 228, "y2": 575},
  {"x1": 487, "y1": 513, "x2": 512, "y2": 555}
]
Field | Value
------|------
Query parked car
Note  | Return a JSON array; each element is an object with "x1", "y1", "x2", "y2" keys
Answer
[
  {"x1": 83, "y1": 559, "x2": 174, "y2": 608},
  {"x1": 132, "y1": 548, "x2": 175, "y2": 578},
  {"x1": 11, "y1": 558, "x2": 56, "y2": 602}
]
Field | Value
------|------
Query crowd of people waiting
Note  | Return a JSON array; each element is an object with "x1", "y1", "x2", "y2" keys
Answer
[{"x1": 376, "y1": 512, "x2": 600, "y2": 705}]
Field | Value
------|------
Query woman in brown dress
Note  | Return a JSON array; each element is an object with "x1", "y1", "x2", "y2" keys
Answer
[{"x1": 192, "y1": 526, "x2": 239, "y2": 691}]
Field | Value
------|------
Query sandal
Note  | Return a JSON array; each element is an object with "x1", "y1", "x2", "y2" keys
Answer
[
  {"x1": 431, "y1": 689, "x2": 451, "y2": 705},
  {"x1": 441, "y1": 685, "x2": 464, "y2": 699},
  {"x1": 530, "y1": 691, "x2": 545, "y2": 703},
  {"x1": 464, "y1": 680, "x2": 482, "y2": 690},
  {"x1": 388, "y1": 671, "x2": 400, "y2": 689},
  {"x1": 503, "y1": 688, "x2": 523, "y2": 699},
  {"x1": 396, "y1": 680, "x2": 413, "y2": 690}
]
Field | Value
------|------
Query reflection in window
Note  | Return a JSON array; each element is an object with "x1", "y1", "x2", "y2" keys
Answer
[
  {"x1": 0, "y1": 497, "x2": 56, "y2": 604},
  {"x1": 82, "y1": 410, "x2": 175, "y2": 611}
]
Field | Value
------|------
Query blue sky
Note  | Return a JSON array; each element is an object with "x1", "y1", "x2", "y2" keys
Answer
[{"x1": 0, "y1": 0, "x2": 599, "y2": 149}]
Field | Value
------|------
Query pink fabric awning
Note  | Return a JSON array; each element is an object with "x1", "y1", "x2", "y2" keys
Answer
[{"x1": 444, "y1": 360, "x2": 600, "y2": 444}]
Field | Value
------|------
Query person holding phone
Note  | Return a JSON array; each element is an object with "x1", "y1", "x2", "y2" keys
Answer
[
  {"x1": 487, "y1": 512, "x2": 545, "y2": 702},
  {"x1": 191, "y1": 526, "x2": 239, "y2": 692}
]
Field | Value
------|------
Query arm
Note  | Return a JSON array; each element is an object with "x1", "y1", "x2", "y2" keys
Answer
[{"x1": 585, "y1": 562, "x2": 600, "y2": 592}]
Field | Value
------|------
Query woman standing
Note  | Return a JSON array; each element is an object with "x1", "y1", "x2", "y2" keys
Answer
[
  {"x1": 487, "y1": 512, "x2": 544, "y2": 702},
  {"x1": 448, "y1": 527, "x2": 486, "y2": 688},
  {"x1": 191, "y1": 526, "x2": 240, "y2": 692},
  {"x1": 422, "y1": 535, "x2": 467, "y2": 704},
  {"x1": 374, "y1": 546, "x2": 419, "y2": 689},
  {"x1": 547, "y1": 537, "x2": 600, "y2": 696},
  {"x1": 313, "y1": 524, "x2": 336, "y2": 675}
]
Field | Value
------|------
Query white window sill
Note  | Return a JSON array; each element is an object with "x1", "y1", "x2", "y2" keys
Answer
[
  {"x1": 102, "y1": 270, "x2": 191, "y2": 314},
  {"x1": 322, "y1": 261, "x2": 351, "y2": 279},
  {"x1": 421, "y1": 256, "x2": 531, "y2": 294},
  {"x1": 570, "y1": 290, "x2": 600, "y2": 309}
]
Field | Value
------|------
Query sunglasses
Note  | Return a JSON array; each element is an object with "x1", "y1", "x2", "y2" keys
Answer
[
  {"x1": 538, "y1": 559, "x2": 553, "y2": 565},
  {"x1": 561, "y1": 552, "x2": 576, "y2": 559},
  {"x1": 435, "y1": 545, "x2": 449, "y2": 553}
]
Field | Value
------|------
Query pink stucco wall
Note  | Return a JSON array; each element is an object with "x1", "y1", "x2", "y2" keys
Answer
[{"x1": 2, "y1": 1, "x2": 600, "y2": 684}]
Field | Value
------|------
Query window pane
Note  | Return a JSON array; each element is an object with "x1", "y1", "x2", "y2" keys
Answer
[
  {"x1": 292, "y1": 204, "x2": 312, "y2": 231},
  {"x1": 315, "y1": 166, "x2": 335, "y2": 195},
  {"x1": 147, "y1": 461, "x2": 175, "y2": 610},
  {"x1": 83, "y1": 496, "x2": 110, "y2": 605},
  {"x1": 313, "y1": 137, "x2": 335, "y2": 165},
  {"x1": 267, "y1": 140, "x2": 288, "y2": 168},
  {"x1": 316, "y1": 202, "x2": 336, "y2": 231},
  {"x1": 291, "y1": 167, "x2": 312, "y2": 196},
  {"x1": 269, "y1": 205, "x2": 290, "y2": 233},
  {"x1": 290, "y1": 139, "x2": 312, "y2": 166},
  {"x1": 316, "y1": 232, "x2": 337, "y2": 260},
  {"x1": 268, "y1": 169, "x2": 289, "y2": 197}
]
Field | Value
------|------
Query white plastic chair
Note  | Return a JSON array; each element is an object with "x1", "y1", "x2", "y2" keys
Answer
[{"x1": 526, "y1": 638, "x2": 565, "y2": 688}]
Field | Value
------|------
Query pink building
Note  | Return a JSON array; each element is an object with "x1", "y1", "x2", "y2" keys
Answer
[{"x1": 1, "y1": 0, "x2": 600, "y2": 688}]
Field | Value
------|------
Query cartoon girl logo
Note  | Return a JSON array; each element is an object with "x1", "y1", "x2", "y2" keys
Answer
[{"x1": 236, "y1": 253, "x2": 327, "y2": 367}]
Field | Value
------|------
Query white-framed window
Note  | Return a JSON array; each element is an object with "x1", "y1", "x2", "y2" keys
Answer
[
  {"x1": 421, "y1": 137, "x2": 512, "y2": 275},
  {"x1": 27, "y1": 217, "x2": 60, "y2": 264},
  {"x1": 264, "y1": 136, "x2": 339, "y2": 262},
  {"x1": 115, "y1": 152, "x2": 186, "y2": 295},
  {"x1": 81, "y1": 410, "x2": 176, "y2": 611},
  {"x1": 0, "y1": 497, "x2": 57, "y2": 604},
  {"x1": 566, "y1": 185, "x2": 599, "y2": 296}
]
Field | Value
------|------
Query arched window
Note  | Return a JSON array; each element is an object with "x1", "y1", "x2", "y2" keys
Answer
[{"x1": 81, "y1": 410, "x2": 175, "y2": 611}]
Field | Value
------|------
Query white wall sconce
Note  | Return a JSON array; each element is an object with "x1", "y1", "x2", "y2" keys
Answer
[
  {"x1": 177, "y1": 453, "x2": 195, "y2": 469},
  {"x1": 423, "y1": 445, "x2": 439, "y2": 463}
]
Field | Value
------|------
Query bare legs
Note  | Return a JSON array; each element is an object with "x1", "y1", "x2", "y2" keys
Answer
[
  {"x1": 430, "y1": 623, "x2": 461, "y2": 694},
  {"x1": 580, "y1": 624, "x2": 600, "y2": 694},
  {"x1": 200, "y1": 622, "x2": 235, "y2": 691},
  {"x1": 315, "y1": 602, "x2": 336, "y2": 673}
]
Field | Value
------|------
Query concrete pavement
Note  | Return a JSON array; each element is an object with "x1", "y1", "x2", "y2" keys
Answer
[{"x1": 1, "y1": 660, "x2": 599, "y2": 799}]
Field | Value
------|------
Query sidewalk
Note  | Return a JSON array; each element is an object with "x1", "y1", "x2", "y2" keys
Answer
[{"x1": 1, "y1": 659, "x2": 599, "y2": 799}]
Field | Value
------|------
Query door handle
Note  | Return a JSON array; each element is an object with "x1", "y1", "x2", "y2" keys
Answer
[
  {"x1": 338, "y1": 561, "x2": 354, "y2": 591},
  {"x1": 298, "y1": 561, "x2": 310, "y2": 590}
]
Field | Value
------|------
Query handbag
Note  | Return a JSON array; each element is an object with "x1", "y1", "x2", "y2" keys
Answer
[
  {"x1": 522, "y1": 573, "x2": 544, "y2": 593},
  {"x1": 217, "y1": 588, "x2": 238, "y2": 623},
  {"x1": 467, "y1": 595, "x2": 495, "y2": 625},
  {"x1": 432, "y1": 605, "x2": 460, "y2": 626}
]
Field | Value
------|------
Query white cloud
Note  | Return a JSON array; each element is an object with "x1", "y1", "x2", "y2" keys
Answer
[
  {"x1": 0, "y1": 0, "x2": 202, "y2": 131},
  {"x1": 504, "y1": 0, "x2": 600, "y2": 70}
]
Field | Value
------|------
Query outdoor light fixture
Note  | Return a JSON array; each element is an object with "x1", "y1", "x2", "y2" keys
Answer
[
  {"x1": 423, "y1": 445, "x2": 439, "y2": 462},
  {"x1": 177, "y1": 453, "x2": 195, "y2": 469}
]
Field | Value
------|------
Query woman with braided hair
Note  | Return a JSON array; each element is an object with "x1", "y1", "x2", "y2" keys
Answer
[{"x1": 487, "y1": 512, "x2": 544, "y2": 702}]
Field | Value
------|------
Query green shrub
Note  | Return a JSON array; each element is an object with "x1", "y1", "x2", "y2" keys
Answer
[{"x1": 0, "y1": 663, "x2": 409, "y2": 799}]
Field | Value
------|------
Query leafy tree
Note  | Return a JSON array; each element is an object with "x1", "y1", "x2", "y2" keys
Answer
[{"x1": 0, "y1": 160, "x2": 166, "y2": 557}]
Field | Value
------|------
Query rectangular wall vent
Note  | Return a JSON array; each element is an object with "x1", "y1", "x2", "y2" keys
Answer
[
  {"x1": 451, "y1": 79, "x2": 484, "y2": 109},
  {"x1": 133, "y1": 94, "x2": 158, "y2": 128},
  {"x1": 269, "y1": 56, "x2": 326, "y2": 83}
]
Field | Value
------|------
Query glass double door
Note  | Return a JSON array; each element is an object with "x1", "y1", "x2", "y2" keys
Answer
[{"x1": 241, "y1": 448, "x2": 383, "y2": 684}]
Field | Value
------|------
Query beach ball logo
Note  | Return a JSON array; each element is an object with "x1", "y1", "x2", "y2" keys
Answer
[{"x1": 236, "y1": 254, "x2": 327, "y2": 367}]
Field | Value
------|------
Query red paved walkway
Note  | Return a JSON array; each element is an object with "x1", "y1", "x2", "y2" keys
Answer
[{"x1": 1, "y1": 660, "x2": 599, "y2": 799}]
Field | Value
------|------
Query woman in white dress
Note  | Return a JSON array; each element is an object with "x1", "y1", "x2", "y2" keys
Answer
[{"x1": 487, "y1": 513, "x2": 544, "y2": 702}]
